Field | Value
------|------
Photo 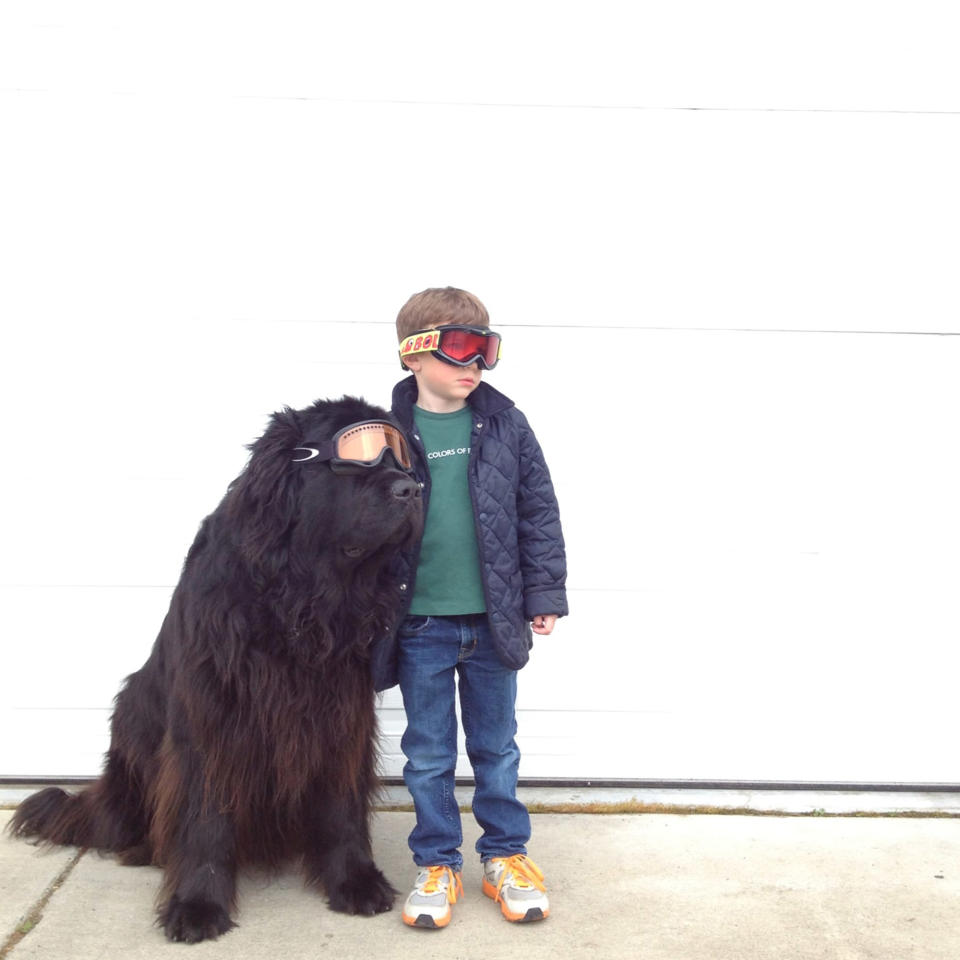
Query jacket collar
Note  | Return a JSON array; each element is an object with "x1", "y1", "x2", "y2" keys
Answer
[{"x1": 391, "y1": 376, "x2": 514, "y2": 430}]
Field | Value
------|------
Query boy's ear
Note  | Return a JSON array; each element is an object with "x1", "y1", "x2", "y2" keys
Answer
[{"x1": 401, "y1": 355, "x2": 422, "y2": 372}]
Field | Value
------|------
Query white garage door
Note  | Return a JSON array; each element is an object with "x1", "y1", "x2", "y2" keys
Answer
[{"x1": 4, "y1": 325, "x2": 958, "y2": 785}]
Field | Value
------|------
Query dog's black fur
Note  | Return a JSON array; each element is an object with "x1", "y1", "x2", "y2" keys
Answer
[{"x1": 8, "y1": 397, "x2": 422, "y2": 942}]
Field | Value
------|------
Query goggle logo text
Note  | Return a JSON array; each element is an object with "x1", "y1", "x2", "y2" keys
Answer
[{"x1": 400, "y1": 332, "x2": 441, "y2": 356}]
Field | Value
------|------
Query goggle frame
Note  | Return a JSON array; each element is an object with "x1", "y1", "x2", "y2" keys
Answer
[
  {"x1": 398, "y1": 324, "x2": 503, "y2": 370},
  {"x1": 291, "y1": 419, "x2": 413, "y2": 474}
]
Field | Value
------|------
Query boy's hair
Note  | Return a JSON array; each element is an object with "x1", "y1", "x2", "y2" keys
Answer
[{"x1": 396, "y1": 287, "x2": 489, "y2": 342}]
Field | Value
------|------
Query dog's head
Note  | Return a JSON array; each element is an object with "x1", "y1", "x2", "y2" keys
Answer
[{"x1": 224, "y1": 396, "x2": 423, "y2": 581}]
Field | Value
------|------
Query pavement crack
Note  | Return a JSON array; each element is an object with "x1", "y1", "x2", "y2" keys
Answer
[{"x1": 0, "y1": 847, "x2": 86, "y2": 958}]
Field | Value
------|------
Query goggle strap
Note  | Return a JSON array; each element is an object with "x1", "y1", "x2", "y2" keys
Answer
[
  {"x1": 399, "y1": 330, "x2": 444, "y2": 359},
  {"x1": 291, "y1": 440, "x2": 336, "y2": 462}
]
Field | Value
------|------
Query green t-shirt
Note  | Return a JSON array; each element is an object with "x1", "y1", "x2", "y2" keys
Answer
[{"x1": 409, "y1": 405, "x2": 486, "y2": 615}]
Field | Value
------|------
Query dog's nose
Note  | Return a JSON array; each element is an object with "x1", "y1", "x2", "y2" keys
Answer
[{"x1": 391, "y1": 476, "x2": 421, "y2": 501}]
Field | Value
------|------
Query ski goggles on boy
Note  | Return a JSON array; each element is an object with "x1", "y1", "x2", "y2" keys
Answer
[
  {"x1": 291, "y1": 420, "x2": 413, "y2": 473},
  {"x1": 398, "y1": 325, "x2": 503, "y2": 370}
]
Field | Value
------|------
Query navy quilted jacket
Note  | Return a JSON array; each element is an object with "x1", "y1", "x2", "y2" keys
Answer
[{"x1": 370, "y1": 376, "x2": 568, "y2": 691}]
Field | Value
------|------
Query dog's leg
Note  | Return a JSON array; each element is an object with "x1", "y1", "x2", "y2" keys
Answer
[
  {"x1": 153, "y1": 741, "x2": 238, "y2": 943},
  {"x1": 90, "y1": 747, "x2": 153, "y2": 859},
  {"x1": 106, "y1": 669, "x2": 161, "y2": 863},
  {"x1": 301, "y1": 785, "x2": 396, "y2": 915}
]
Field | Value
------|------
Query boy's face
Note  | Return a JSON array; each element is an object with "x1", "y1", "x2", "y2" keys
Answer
[{"x1": 402, "y1": 323, "x2": 483, "y2": 412}]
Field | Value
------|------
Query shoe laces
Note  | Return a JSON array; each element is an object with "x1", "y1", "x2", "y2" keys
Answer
[
  {"x1": 418, "y1": 865, "x2": 463, "y2": 904},
  {"x1": 488, "y1": 854, "x2": 546, "y2": 901}
]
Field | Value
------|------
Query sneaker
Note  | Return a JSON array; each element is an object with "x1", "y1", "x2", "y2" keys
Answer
[
  {"x1": 482, "y1": 854, "x2": 550, "y2": 922},
  {"x1": 402, "y1": 865, "x2": 463, "y2": 929}
]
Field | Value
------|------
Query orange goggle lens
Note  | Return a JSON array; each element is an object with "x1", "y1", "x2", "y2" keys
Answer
[{"x1": 335, "y1": 421, "x2": 412, "y2": 469}]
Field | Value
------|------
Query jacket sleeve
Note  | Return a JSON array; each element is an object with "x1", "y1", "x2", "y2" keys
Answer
[{"x1": 514, "y1": 412, "x2": 569, "y2": 619}]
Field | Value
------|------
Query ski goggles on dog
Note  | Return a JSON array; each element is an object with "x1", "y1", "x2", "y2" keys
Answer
[
  {"x1": 292, "y1": 420, "x2": 413, "y2": 473},
  {"x1": 399, "y1": 325, "x2": 502, "y2": 370}
]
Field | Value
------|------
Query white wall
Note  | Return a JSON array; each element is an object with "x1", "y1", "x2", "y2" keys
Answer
[{"x1": 2, "y1": 2, "x2": 958, "y2": 783}]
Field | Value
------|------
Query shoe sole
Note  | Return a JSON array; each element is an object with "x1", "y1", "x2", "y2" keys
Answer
[
  {"x1": 403, "y1": 912, "x2": 450, "y2": 929},
  {"x1": 515, "y1": 907, "x2": 547, "y2": 922}
]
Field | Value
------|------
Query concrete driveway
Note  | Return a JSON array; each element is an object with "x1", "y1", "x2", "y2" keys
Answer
[{"x1": 2, "y1": 808, "x2": 958, "y2": 959}]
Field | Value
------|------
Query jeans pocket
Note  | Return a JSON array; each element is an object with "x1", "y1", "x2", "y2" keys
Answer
[{"x1": 398, "y1": 615, "x2": 433, "y2": 638}]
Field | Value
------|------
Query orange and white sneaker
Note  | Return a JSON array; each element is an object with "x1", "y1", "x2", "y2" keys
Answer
[
  {"x1": 402, "y1": 865, "x2": 463, "y2": 929},
  {"x1": 482, "y1": 854, "x2": 550, "y2": 922}
]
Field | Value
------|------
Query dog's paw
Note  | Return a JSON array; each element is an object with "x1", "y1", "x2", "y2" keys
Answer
[
  {"x1": 327, "y1": 864, "x2": 396, "y2": 916},
  {"x1": 159, "y1": 895, "x2": 236, "y2": 943}
]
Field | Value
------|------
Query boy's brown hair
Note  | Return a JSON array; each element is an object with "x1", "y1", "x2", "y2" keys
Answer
[{"x1": 396, "y1": 287, "x2": 489, "y2": 342}]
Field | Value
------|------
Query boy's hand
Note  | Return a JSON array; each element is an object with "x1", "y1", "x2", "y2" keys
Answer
[{"x1": 531, "y1": 614, "x2": 557, "y2": 635}]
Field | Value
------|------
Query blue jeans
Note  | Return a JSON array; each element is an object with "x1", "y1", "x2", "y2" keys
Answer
[{"x1": 397, "y1": 614, "x2": 530, "y2": 872}]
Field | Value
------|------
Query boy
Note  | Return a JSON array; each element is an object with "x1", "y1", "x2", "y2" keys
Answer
[{"x1": 371, "y1": 287, "x2": 568, "y2": 929}]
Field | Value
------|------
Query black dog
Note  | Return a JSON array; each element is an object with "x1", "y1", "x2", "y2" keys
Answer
[{"x1": 9, "y1": 397, "x2": 422, "y2": 942}]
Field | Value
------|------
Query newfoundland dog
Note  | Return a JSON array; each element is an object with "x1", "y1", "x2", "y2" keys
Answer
[{"x1": 9, "y1": 396, "x2": 422, "y2": 942}]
